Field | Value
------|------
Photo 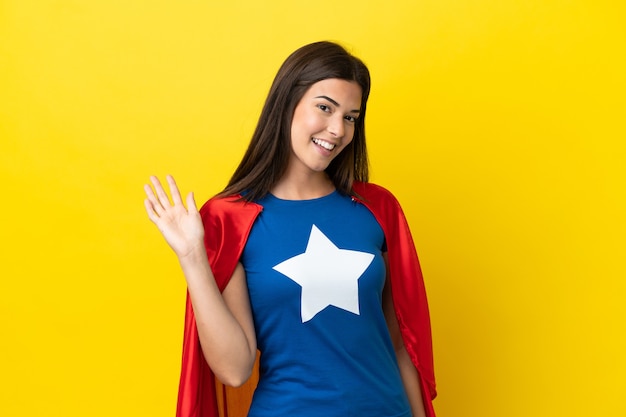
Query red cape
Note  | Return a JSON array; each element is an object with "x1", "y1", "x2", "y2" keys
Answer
[{"x1": 176, "y1": 182, "x2": 436, "y2": 417}]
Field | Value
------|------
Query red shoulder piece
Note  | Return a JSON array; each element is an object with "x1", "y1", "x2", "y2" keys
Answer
[
  {"x1": 353, "y1": 182, "x2": 437, "y2": 417},
  {"x1": 176, "y1": 196, "x2": 261, "y2": 417}
]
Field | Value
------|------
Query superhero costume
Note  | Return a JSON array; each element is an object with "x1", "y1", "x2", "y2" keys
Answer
[{"x1": 176, "y1": 182, "x2": 436, "y2": 417}]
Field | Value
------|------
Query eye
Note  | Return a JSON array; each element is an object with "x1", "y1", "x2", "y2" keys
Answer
[
  {"x1": 317, "y1": 104, "x2": 331, "y2": 113},
  {"x1": 344, "y1": 115, "x2": 357, "y2": 123}
]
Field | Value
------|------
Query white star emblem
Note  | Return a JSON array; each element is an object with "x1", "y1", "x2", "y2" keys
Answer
[{"x1": 272, "y1": 225, "x2": 375, "y2": 322}]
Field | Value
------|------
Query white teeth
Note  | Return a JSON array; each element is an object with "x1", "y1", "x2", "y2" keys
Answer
[{"x1": 312, "y1": 138, "x2": 336, "y2": 151}]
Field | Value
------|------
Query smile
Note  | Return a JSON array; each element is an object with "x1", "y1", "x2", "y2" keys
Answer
[{"x1": 312, "y1": 138, "x2": 336, "y2": 151}]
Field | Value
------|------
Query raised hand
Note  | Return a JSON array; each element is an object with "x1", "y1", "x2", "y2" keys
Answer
[{"x1": 144, "y1": 175, "x2": 205, "y2": 259}]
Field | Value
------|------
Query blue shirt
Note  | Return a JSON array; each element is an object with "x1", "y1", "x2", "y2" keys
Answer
[{"x1": 241, "y1": 191, "x2": 411, "y2": 417}]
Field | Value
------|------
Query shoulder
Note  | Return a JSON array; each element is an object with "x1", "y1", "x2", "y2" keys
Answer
[
  {"x1": 199, "y1": 194, "x2": 261, "y2": 225},
  {"x1": 199, "y1": 194, "x2": 243, "y2": 216},
  {"x1": 352, "y1": 181, "x2": 402, "y2": 207}
]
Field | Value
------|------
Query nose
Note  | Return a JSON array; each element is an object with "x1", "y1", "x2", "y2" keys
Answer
[{"x1": 327, "y1": 115, "x2": 345, "y2": 138}]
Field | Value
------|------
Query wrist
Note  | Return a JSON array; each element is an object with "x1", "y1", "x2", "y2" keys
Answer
[{"x1": 177, "y1": 241, "x2": 207, "y2": 265}]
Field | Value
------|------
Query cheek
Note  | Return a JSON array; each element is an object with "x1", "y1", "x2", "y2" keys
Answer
[
  {"x1": 303, "y1": 114, "x2": 324, "y2": 133},
  {"x1": 291, "y1": 109, "x2": 316, "y2": 137},
  {"x1": 345, "y1": 126, "x2": 356, "y2": 144},
  {"x1": 337, "y1": 132, "x2": 355, "y2": 155}
]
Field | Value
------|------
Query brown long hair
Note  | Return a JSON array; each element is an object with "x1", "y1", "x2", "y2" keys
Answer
[{"x1": 219, "y1": 41, "x2": 371, "y2": 201}]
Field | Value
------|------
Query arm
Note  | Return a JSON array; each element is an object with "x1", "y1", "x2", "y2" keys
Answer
[
  {"x1": 382, "y1": 254, "x2": 426, "y2": 417},
  {"x1": 144, "y1": 175, "x2": 257, "y2": 387}
]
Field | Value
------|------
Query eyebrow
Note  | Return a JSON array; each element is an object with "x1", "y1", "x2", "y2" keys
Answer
[{"x1": 315, "y1": 95, "x2": 361, "y2": 114}]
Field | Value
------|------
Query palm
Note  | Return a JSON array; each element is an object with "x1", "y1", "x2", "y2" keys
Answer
[{"x1": 144, "y1": 175, "x2": 204, "y2": 258}]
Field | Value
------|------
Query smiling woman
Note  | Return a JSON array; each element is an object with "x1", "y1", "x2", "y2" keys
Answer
[
  {"x1": 281, "y1": 78, "x2": 362, "y2": 193},
  {"x1": 144, "y1": 41, "x2": 436, "y2": 417}
]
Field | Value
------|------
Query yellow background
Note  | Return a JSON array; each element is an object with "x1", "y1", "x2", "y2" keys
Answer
[{"x1": 1, "y1": 1, "x2": 624, "y2": 416}]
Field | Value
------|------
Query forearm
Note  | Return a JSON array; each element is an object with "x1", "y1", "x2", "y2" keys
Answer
[
  {"x1": 178, "y1": 246, "x2": 256, "y2": 386},
  {"x1": 144, "y1": 176, "x2": 256, "y2": 385},
  {"x1": 382, "y1": 255, "x2": 428, "y2": 417},
  {"x1": 396, "y1": 345, "x2": 427, "y2": 417}
]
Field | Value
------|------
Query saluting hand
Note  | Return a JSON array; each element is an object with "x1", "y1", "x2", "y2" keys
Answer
[{"x1": 143, "y1": 175, "x2": 205, "y2": 259}]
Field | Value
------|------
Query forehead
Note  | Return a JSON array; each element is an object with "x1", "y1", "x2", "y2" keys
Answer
[{"x1": 302, "y1": 78, "x2": 362, "y2": 107}]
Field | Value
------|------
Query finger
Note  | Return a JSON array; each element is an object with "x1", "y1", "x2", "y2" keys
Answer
[
  {"x1": 144, "y1": 198, "x2": 160, "y2": 223},
  {"x1": 144, "y1": 183, "x2": 165, "y2": 215},
  {"x1": 150, "y1": 176, "x2": 172, "y2": 207},
  {"x1": 167, "y1": 175, "x2": 184, "y2": 206},
  {"x1": 186, "y1": 191, "x2": 199, "y2": 214}
]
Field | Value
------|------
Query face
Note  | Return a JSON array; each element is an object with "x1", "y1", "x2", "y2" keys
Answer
[{"x1": 288, "y1": 78, "x2": 362, "y2": 177}]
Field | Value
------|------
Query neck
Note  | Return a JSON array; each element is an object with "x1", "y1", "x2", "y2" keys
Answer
[{"x1": 271, "y1": 171, "x2": 335, "y2": 200}]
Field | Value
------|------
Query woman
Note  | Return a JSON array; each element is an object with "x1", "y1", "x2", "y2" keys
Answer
[{"x1": 144, "y1": 41, "x2": 436, "y2": 417}]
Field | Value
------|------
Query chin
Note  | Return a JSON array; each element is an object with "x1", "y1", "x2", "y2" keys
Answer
[{"x1": 309, "y1": 163, "x2": 331, "y2": 173}]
